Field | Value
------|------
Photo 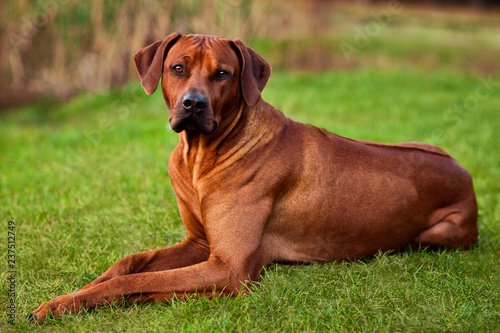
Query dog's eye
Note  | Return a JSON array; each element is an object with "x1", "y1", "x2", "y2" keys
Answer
[
  {"x1": 172, "y1": 65, "x2": 184, "y2": 74},
  {"x1": 216, "y1": 70, "x2": 229, "y2": 79}
]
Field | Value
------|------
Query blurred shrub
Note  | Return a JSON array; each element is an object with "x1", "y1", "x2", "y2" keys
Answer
[{"x1": 0, "y1": 0, "x2": 259, "y2": 102}]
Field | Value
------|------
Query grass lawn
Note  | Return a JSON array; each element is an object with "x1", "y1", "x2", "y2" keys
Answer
[{"x1": 1, "y1": 68, "x2": 499, "y2": 332}]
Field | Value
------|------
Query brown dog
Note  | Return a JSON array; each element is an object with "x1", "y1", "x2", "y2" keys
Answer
[{"x1": 30, "y1": 33, "x2": 478, "y2": 323}]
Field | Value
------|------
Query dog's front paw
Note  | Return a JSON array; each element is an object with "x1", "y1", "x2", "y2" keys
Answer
[
  {"x1": 27, "y1": 311, "x2": 54, "y2": 324},
  {"x1": 28, "y1": 300, "x2": 56, "y2": 324},
  {"x1": 29, "y1": 294, "x2": 79, "y2": 324}
]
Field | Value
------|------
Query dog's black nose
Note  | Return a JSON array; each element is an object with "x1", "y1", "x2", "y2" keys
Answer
[{"x1": 182, "y1": 93, "x2": 207, "y2": 113}]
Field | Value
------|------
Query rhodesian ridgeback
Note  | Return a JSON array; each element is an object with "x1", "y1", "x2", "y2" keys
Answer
[{"x1": 30, "y1": 33, "x2": 478, "y2": 322}]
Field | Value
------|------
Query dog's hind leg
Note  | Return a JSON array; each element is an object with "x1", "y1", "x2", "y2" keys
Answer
[{"x1": 412, "y1": 200, "x2": 478, "y2": 249}]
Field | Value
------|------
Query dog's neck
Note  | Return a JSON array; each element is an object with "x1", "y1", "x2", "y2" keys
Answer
[{"x1": 177, "y1": 99, "x2": 286, "y2": 184}]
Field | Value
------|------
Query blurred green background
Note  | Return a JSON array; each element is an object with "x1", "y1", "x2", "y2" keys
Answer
[{"x1": 1, "y1": 0, "x2": 500, "y2": 109}]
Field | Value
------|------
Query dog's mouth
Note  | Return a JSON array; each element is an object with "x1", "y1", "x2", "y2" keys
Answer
[{"x1": 169, "y1": 113, "x2": 218, "y2": 135}]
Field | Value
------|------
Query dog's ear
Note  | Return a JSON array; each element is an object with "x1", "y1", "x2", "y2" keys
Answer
[
  {"x1": 231, "y1": 39, "x2": 271, "y2": 106},
  {"x1": 134, "y1": 33, "x2": 182, "y2": 95}
]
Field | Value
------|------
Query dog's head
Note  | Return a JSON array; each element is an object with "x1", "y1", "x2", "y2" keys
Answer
[{"x1": 134, "y1": 33, "x2": 271, "y2": 135}]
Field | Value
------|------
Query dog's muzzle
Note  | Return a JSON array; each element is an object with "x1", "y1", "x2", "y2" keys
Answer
[{"x1": 169, "y1": 93, "x2": 217, "y2": 135}]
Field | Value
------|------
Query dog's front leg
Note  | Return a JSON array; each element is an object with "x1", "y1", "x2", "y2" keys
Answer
[
  {"x1": 29, "y1": 256, "x2": 248, "y2": 323},
  {"x1": 29, "y1": 238, "x2": 209, "y2": 323},
  {"x1": 79, "y1": 238, "x2": 209, "y2": 290}
]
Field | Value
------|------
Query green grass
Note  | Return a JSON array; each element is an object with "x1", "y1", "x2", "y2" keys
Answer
[{"x1": 1, "y1": 69, "x2": 499, "y2": 332}]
